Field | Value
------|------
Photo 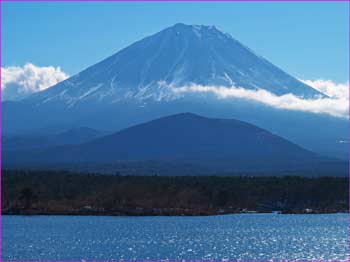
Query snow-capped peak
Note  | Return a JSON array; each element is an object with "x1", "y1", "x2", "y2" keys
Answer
[{"x1": 27, "y1": 23, "x2": 325, "y2": 107}]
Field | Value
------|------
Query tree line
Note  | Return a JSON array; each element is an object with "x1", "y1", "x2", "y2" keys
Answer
[{"x1": 2, "y1": 169, "x2": 348, "y2": 215}]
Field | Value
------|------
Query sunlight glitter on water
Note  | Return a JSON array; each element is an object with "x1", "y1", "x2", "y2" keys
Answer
[{"x1": 3, "y1": 213, "x2": 348, "y2": 260}]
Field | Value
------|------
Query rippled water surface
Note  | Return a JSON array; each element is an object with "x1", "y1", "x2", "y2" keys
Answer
[{"x1": 3, "y1": 214, "x2": 348, "y2": 260}]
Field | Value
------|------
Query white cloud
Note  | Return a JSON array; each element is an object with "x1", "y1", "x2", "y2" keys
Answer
[
  {"x1": 172, "y1": 80, "x2": 349, "y2": 118},
  {"x1": 1, "y1": 63, "x2": 69, "y2": 101},
  {"x1": 300, "y1": 79, "x2": 348, "y2": 99}
]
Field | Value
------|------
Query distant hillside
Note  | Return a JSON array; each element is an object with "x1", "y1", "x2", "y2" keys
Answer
[
  {"x1": 4, "y1": 113, "x2": 346, "y2": 175},
  {"x1": 68, "y1": 112, "x2": 317, "y2": 160},
  {"x1": 3, "y1": 127, "x2": 106, "y2": 150}
]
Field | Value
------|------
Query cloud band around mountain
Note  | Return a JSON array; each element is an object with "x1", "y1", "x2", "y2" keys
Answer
[
  {"x1": 1, "y1": 63, "x2": 348, "y2": 118},
  {"x1": 172, "y1": 80, "x2": 348, "y2": 118},
  {"x1": 1, "y1": 63, "x2": 69, "y2": 101},
  {"x1": 300, "y1": 79, "x2": 348, "y2": 99}
]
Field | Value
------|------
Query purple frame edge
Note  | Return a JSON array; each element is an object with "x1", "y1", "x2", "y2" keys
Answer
[{"x1": 0, "y1": 0, "x2": 349, "y2": 261}]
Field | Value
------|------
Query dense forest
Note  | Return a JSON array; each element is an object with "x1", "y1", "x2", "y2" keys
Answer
[{"x1": 3, "y1": 170, "x2": 348, "y2": 216}]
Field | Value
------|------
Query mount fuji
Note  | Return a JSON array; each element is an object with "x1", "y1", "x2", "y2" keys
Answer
[
  {"x1": 3, "y1": 23, "x2": 347, "y2": 159},
  {"x1": 19, "y1": 23, "x2": 323, "y2": 106}
]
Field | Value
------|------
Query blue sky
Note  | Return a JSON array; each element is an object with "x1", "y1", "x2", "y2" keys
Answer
[{"x1": 3, "y1": 1, "x2": 349, "y2": 82}]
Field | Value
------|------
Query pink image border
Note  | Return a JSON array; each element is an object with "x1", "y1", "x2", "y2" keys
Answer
[{"x1": 0, "y1": 0, "x2": 348, "y2": 261}]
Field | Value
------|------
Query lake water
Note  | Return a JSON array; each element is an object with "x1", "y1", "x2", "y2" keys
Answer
[{"x1": 3, "y1": 214, "x2": 348, "y2": 260}]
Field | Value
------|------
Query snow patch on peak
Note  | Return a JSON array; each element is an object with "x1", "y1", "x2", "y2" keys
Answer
[
  {"x1": 223, "y1": 72, "x2": 235, "y2": 87},
  {"x1": 78, "y1": 84, "x2": 103, "y2": 100},
  {"x1": 192, "y1": 25, "x2": 203, "y2": 38}
]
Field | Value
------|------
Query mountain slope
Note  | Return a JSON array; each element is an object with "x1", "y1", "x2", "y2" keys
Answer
[
  {"x1": 76, "y1": 113, "x2": 316, "y2": 161},
  {"x1": 5, "y1": 113, "x2": 330, "y2": 174}
]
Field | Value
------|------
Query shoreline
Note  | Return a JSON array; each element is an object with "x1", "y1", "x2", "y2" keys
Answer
[{"x1": 3, "y1": 208, "x2": 347, "y2": 216}]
